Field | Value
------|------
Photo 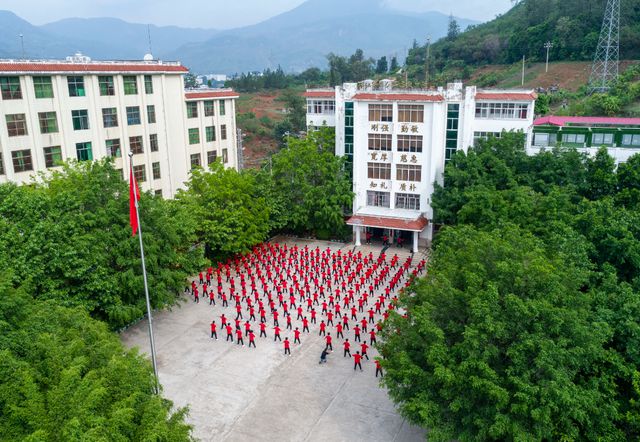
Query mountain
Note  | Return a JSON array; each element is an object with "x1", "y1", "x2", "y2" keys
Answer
[{"x1": 169, "y1": 0, "x2": 477, "y2": 74}]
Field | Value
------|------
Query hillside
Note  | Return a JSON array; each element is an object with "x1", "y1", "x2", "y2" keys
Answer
[{"x1": 406, "y1": 0, "x2": 640, "y2": 81}]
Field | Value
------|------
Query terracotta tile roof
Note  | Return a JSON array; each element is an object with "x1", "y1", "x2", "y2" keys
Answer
[
  {"x1": 475, "y1": 92, "x2": 537, "y2": 101},
  {"x1": 534, "y1": 115, "x2": 640, "y2": 126},
  {"x1": 185, "y1": 90, "x2": 239, "y2": 100},
  {"x1": 0, "y1": 62, "x2": 188, "y2": 74},
  {"x1": 303, "y1": 90, "x2": 335, "y2": 98},
  {"x1": 352, "y1": 93, "x2": 443, "y2": 102},
  {"x1": 346, "y1": 214, "x2": 429, "y2": 232}
]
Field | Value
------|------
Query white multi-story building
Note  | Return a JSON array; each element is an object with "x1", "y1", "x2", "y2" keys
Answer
[
  {"x1": 305, "y1": 81, "x2": 537, "y2": 250},
  {"x1": 0, "y1": 55, "x2": 239, "y2": 198}
]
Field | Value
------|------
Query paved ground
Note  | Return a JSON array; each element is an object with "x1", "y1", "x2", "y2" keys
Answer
[{"x1": 121, "y1": 238, "x2": 426, "y2": 442}]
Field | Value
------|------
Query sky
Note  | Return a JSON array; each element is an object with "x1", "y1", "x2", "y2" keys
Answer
[{"x1": 3, "y1": 0, "x2": 513, "y2": 29}]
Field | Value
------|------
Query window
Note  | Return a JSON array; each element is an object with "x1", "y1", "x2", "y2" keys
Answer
[
  {"x1": 67, "y1": 76, "x2": 85, "y2": 97},
  {"x1": 38, "y1": 112, "x2": 58, "y2": 134},
  {"x1": 144, "y1": 75, "x2": 153, "y2": 94},
  {"x1": 190, "y1": 153, "x2": 201, "y2": 169},
  {"x1": 222, "y1": 148, "x2": 228, "y2": 163},
  {"x1": 72, "y1": 109, "x2": 90, "y2": 130},
  {"x1": 621, "y1": 134, "x2": 640, "y2": 146},
  {"x1": 106, "y1": 139, "x2": 121, "y2": 158},
  {"x1": 98, "y1": 76, "x2": 115, "y2": 96},
  {"x1": 395, "y1": 193, "x2": 420, "y2": 210},
  {"x1": 152, "y1": 161, "x2": 161, "y2": 179},
  {"x1": 149, "y1": 134, "x2": 159, "y2": 152},
  {"x1": 1, "y1": 76, "x2": 22, "y2": 99},
  {"x1": 445, "y1": 104, "x2": 459, "y2": 161},
  {"x1": 207, "y1": 150, "x2": 217, "y2": 164},
  {"x1": 475, "y1": 102, "x2": 528, "y2": 119},
  {"x1": 561, "y1": 133, "x2": 586, "y2": 144},
  {"x1": 123, "y1": 76, "x2": 138, "y2": 95},
  {"x1": 43, "y1": 145, "x2": 62, "y2": 168},
  {"x1": 367, "y1": 162, "x2": 391, "y2": 180},
  {"x1": 75, "y1": 142, "x2": 93, "y2": 161},
  {"x1": 396, "y1": 164, "x2": 422, "y2": 182},
  {"x1": 188, "y1": 128, "x2": 200, "y2": 145},
  {"x1": 130, "y1": 136, "x2": 144, "y2": 154},
  {"x1": 592, "y1": 133, "x2": 614, "y2": 146},
  {"x1": 12, "y1": 149, "x2": 33, "y2": 172},
  {"x1": 366, "y1": 190, "x2": 390, "y2": 208},
  {"x1": 397, "y1": 135, "x2": 422, "y2": 152},
  {"x1": 102, "y1": 108, "x2": 118, "y2": 128},
  {"x1": 0, "y1": 153, "x2": 4, "y2": 175},
  {"x1": 6, "y1": 114, "x2": 28, "y2": 136},
  {"x1": 155, "y1": 189, "x2": 163, "y2": 197},
  {"x1": 126, "y1": 106, "x2": 141, "y2": 125},
  {"x1": 33, "y1": 76, "x2": 53, "y2": 98},
  {"x1": 219, "y1": 100, "x2": 226, "y2": 116},
  {"x1": 204, "y1": 100, "x2": 215, "y2": 116},
  {"x1": 133, "y1": 165, "x2": 146, "y2": 182},
  {"x1": 221, "y1": 124, "x2": 227, "y2": 140},
  {"x1": 206, "y1": 126, "x2": 216, "y2": 142},
  {"x1": 369, "y1": 104, "x2": 392, "y2": 122},
  {"x1": 147, "y1": 105, "x2": 156, "y2": 124},
  {"x1": 186, "y1": 102, "x2": 198, "y2": 118},
  {"x1": 398, "y1": 105, "x2": 423, "y2": 123},
  {"x1": 307, "y1": 100, "x2": 335, "y2": 114},
  {"x1": 368, "y1": 134, "x2": 392, "y2": 151},
  {"x1": 473, "y1": 131, "x2": 502, "y2": 146},
  {"x1": 533, "y1": 133, "x2": 551, "y2": 146}
]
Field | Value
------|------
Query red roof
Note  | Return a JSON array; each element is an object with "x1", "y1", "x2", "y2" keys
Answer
[
  {"x1": 0, "y1": 62, "x2": 188, "y2": 73},
  {"x1": 534, "y1": 115, "x2": 640, "y2": 127},
  {"x1": 352, "y1": 93, "x2": 443, "y2": 102},
  {"x1": 346, "y1": 214, "x2": 429, "y2": 232},
  {"x1": 185, "y1": 90, "x2": 239, "y2": 100},
  {"x1": 303, "y1": 90, "x2": 335, "y2": 98},
  {"x1": 475, "y1": 92, "x2": 537, "y2": 101}
]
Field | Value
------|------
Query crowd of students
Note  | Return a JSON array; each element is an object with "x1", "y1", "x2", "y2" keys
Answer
[{"x1": 188, "y1": 242, "x2": 426, "y2": 376}]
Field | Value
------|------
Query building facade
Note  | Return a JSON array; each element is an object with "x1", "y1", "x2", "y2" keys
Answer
[
  {"x1": 529, "y1": 115, "x2": 640, "y2": 164},
  {"x1": 305, "y1": 81, "x2": 537, "y2": 250},
  {"x1": 0, "y1": 56, "x2": 239, "y2": 198}
]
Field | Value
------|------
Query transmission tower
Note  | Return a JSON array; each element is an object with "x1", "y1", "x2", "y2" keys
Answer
[{"x1": 588, "y1": 0, "x2": 620, "y2": 93}]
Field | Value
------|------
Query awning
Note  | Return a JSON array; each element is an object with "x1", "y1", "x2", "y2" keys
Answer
[{"x1": 346, "y1": 214, "x2": 428, "y2": 232}]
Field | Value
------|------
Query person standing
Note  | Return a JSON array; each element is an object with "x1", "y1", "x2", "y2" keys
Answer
[
  {"x1": 274, "y1": 325, "x2": 282, "y2": 342},
  {"x1": 343, "y1": 339, "x2": 351, "y2": 357},
  {"x1": 294, "y1": 327, "x2": 301, "y2": 344},
  {"x1": 336, "y1": 323, "x2": 344, "y2": 339},
  {"x1": 259, "y1": 321, "x2": 267, "y2": 338},
  {"x1": 375, "y1": 359, "x2": 383, "y2": 377},
  {"x1": 360, "y1": 341, "x2": 369, "y2": 360},
  {"x1": 325, "y1": 333, "x2": 333, "y2": 351},
  {"x1": 210, "y1": 320, "x2": 217, "y2": 339},
  {"x1": 284, "y1": 337, "x2": 291, "y2": 355},
  {"x1": 248, "y1": 330, "x2": 256, "y2": 348},
  {"x1": 286, "y1": 313, "x2": 292, "y2": 330},
  {"x1": 302, "y1": 317, "x2": 310, "y2": 333},
  {"x1": 353, "y1": 351, "x2": 363, "y2": 371},
  {"x1": 236, "y1": 328, "x2": 244, "y2": 346},
  {"x1": 318, "y1": 320, "x2": 326, "y2": 336},
  {"x1": 226, "y1": 324, "x2": 234, "y2": 342},
  {"x1": 354, "y1": 325, "x2": 361, "y2": 342}
]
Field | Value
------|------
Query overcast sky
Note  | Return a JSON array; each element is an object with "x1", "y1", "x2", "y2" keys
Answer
[{"x1": 4, "y1": 0, "x2": 513, "y2": 29}]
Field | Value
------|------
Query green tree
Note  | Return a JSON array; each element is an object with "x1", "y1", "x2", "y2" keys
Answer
[
  {"x1": 183, "y1": 73, "x2": 198, "y2": 89},
  {"x1": 376, "y1": 56, "x2": 388, "y2": 74},
  {"x1": 447, "y1": 14, "x2": 460, "y2": 40},
  {"x1": 390, "y1": 56, "x2": 399, "y2": 73}
]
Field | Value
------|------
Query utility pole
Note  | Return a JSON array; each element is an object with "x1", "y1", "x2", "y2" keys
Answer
[
  {"x1": 19, "y1": 33, "x2": 25, "y2": 59},
  {"x1": 424, "y1": 36, "x2": 431, "y2": 87},
  {"x1": 544, "y1": 41, "x2": 553, "y2": 73},
  {"x1": 588, "y1": 0, "x2": 620, "y2": 92},
  {"x1": 236, "y1": 128, "x2": 244, "y2": 170}
]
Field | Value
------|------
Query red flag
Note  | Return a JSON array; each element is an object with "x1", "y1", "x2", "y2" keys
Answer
[{"x1": 129, "y1": 168, "x2": 140, "y2": 236}]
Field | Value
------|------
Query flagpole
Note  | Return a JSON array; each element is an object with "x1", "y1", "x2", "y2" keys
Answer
[{"x1": 129, "y1": 152, "x2": 160, "y2": 394}]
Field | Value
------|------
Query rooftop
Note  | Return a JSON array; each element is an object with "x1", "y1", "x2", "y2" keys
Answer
[
  {"x1": 534, "y1": 115, "x2": 640, "y2": 127},
  {"x1": 185, "y1": 89, "x2": 239, "y2": 100},
  {"x1": 0, "y1": 58, "x2": 188, "y2": 74}
]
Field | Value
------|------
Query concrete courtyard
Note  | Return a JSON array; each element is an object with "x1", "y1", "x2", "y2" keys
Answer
[{"x1": 121, "y1": 238, "x2": 426, "y2": 441}]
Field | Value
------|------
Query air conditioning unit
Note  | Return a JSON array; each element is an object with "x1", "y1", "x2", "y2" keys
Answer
[{"x1": 380, "y1": 79, "x2": 393, "y2": 91}]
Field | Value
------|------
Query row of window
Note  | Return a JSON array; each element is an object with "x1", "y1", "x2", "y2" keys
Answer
[
  {"x1": 368, "y1": 134, "x2": 423, "y2": 152},
  {"x1": 307, "y1": 100, "x2": 335, "y2": 115},
  {"x1": 475, "y1": 102, "x2": 529, "y2": 120},
  {"x1": 188, "y1": 149, "x2": 229, "y2": 169},
  {"x1": 188, "y1": 125, "x2": 227, "y2": 144},
  {"x1": 368, "y1": 104, "x2": 424, "y2": 123},
  {"x1": 367, "y1": 163, "x2": 421, "y2": 181},
  {"x1": 366, "y1": 191, "x2": 420, "y2": 210},
  {"x1": 5, "y1": 105, "x2": 156, "y2": 137},
  {"x1": 0, "y1": 75, "x2": 154, "y2": 100},
  {"x1": 533, "y1": 132, "x2": 640, "y2": 147},
  {"x1": 473, "y1": 131, "x2": 502, "y2": 146},
  {"x1": 186, "y1": 100, "x2": 226, "y2": 118}
]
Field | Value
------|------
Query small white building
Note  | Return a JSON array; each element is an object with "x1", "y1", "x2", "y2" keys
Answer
[
  {"x1": 0, "y1": 56, "x2": 239, "y2": 198},
  {"x1": 305, "y1": 80, "x2": 537, "y2": 250}
]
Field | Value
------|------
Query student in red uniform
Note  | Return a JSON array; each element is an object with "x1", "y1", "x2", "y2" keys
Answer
[
  {"x1": 236, "y1": 328, "x2": 244, "y2": 346},
  {"x1": 375, "y1": 359, "x2": 383, "y2": 377},
  {"x1": 343, "y1": 339, "x2": 351, "y2": 357},
  {"x1": 302, "y1": 317, "x2": 310, "y2": 333},
  {"x1": 193, "y1": 288, "x2": 199, "y2": 303},
  {"x1": 248, "y1": 330, "x2": 256, "y2": 348},
  {"x1": 244, "y1": 320, "x2": 251, "y2": 336},
  {"x1": 226, "y1": 324, "x2": 234, "y2": 342},
  {"x1": 353, "y1": 325, "x2": 361, "y2": 342},
  {"x1": 286, "y1": 313, "x2": 292, "y2": 330},
  {"x1": 327, "y1": 311, "x2": 334, "y2": 326},
  {"x1": 318, "y1": 320, "x2": 326, "y2": 336},
  {"x1": 369, "y1": 328, "x2": 377, "y2": 345},
  {"x1": 259, "y1": 321, "x2": 267, "y2": 338},
  {"x1": 274, "y1": 325, "x2": 282, "y2": 341},
  {"x1": 210, "y1": 320, "x2": 217, "y2": 339},
  {"x1": 360, "y1": 341, "x2": 369, "y2": 360},
  {"x1": 325, "y1": 333, "x2": 333, "y2": 351},
  {"x1": 353, "y1": 351, "x2": 363, "y2": 371},
  {"x1": 284, "y1": 337, "x2": 291, "y2": 355},
  {"x1": 294, "y1": 327, "x2": 301, "y2": 344}
]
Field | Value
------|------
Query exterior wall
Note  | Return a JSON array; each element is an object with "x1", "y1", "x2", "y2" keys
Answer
[{"x1": 0, "y1": 66, "x2": 238, "y2": 198}]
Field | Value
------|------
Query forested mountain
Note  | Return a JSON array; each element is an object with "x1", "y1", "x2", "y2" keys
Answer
[{"x1": 406, "y1": 0, "x2": 640, "y2": 76}]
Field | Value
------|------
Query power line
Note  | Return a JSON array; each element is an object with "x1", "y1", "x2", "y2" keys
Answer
[{"x1": 588, "y1": 0, "x2": 620, "y2": 93}]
